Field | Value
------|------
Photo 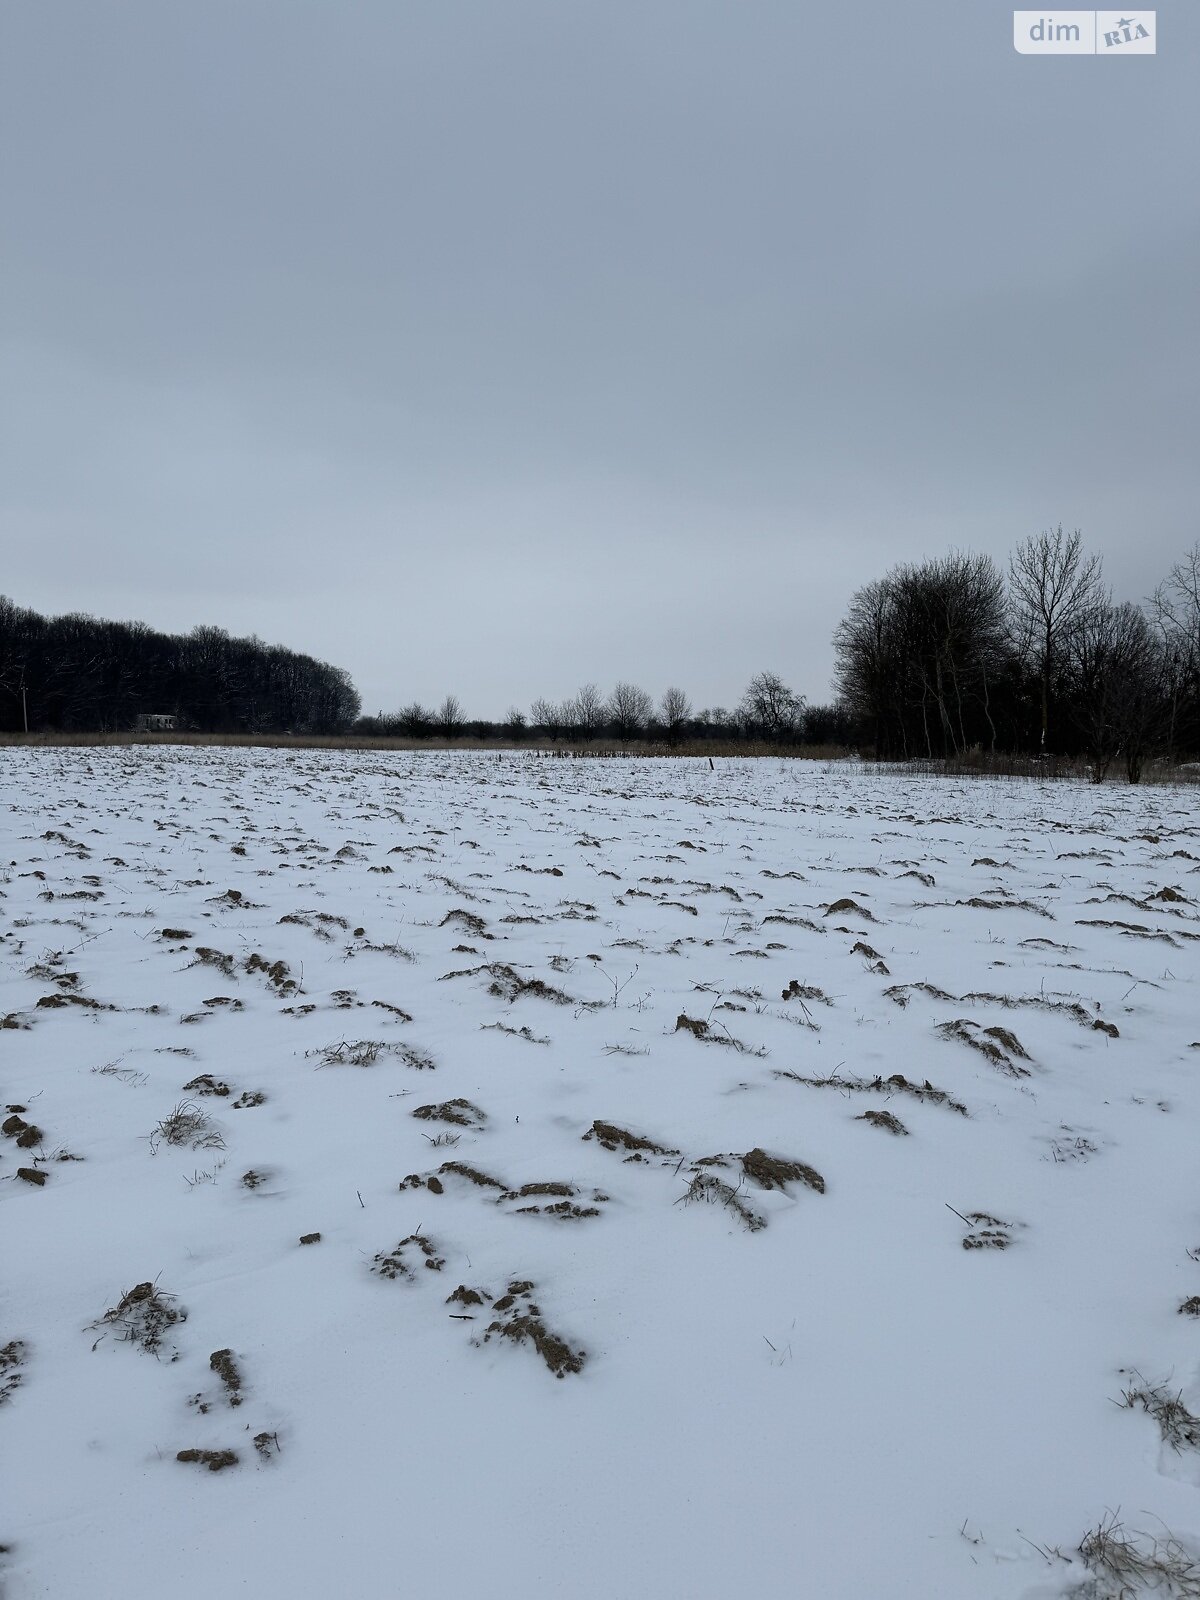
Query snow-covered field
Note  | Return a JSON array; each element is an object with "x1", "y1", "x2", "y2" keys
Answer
[{"x1": 2, "y1": 747, "x2": 1198, "y2": 1600}]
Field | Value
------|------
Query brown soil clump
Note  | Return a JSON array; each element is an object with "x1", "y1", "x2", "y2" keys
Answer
[
  {"x1": 412, "y1": 1098, "x2": 486, "y2": 1128},
  {"x1": 583, "y1": 1121, "x2": 678, "y2": 1157},
  {"x1": 741, "y1": 1148, "x2": 825, "y2": 1194},
  {"x1": 209, "y1": 1348, "x2": 243, "y2": 1405},
  {"x1": 857, "y1": 1109, "x2": 909, "y2": 1135},
  {"x1": 480, "y1": 1281, "x2": 585, "y2": 1378},
  {"x1": 177, "y1": 1448, "x2": 238, "y2": 1472}
]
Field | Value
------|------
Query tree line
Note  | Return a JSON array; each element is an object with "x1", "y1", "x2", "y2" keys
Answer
[
  {"x1": 363, "y1": 531, "x2": 1200, "y2": 781},
  {"x1": 7, "y1": 529, "x2": 1198, "y2": 779},
  {"x1": 832, "y1": 531, "x2": 1200, "y2": 779},
  {"x1": 0, "y1": 596, "x2": 361, "y2": 735},
  {"x1": 355, "y1": 671, "x2": 851, "y2": 747}
]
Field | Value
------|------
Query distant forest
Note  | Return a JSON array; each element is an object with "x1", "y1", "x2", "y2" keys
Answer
[
  {"x1": 3, "y1": 531, "x2": 1198, "y2": 780},
  {"x1": 0, "y1": 596, "x2": 361, "y2": 736}
]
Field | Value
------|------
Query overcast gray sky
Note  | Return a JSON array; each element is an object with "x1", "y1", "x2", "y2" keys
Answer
[{"x1": 2, "y1": 1, "x2": 1197, "y2": 718}]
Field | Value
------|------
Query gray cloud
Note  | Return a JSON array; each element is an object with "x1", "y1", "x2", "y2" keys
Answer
[{"x1": 3, "y1": 0, "x2": 1197, "y2": 716}]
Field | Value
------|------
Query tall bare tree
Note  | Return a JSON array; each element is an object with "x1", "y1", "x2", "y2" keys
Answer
[
  {"x1": 1070, "y1": 599, "x2": 1166, "y2": 782},
  {"x1": 436, "y1": 695, "x2": 466, "y2": 738},
  {"x1": 399, "y1": 702, "x2": 432, "y2": 736},
  {"x1": 530, "y1": 698, "x2": 566, "y2": 740},
  {"x1": 659, "y1": 686, "x2": 691, "y2": 745},
  {"x1": 1009, "y1": 525, "x2": 1102, "y2": 750},
  {"x1": 572, "y1": 682, "x2": 605, "y2": 739},
  {"x1": 608, "y1": 682, "x2": 652, "y2": 742},
  {"x1": 1151, "y1": 542, "x2": 1200, "y2": 757},
  {"x1": 739, "y1": 671, "x2": 802, "y2": 739},
  {"x1": 833, "y1": 579, "x2": 903, "y2": 756},
  {"x1": 835, "y1": 556, "x2": 1009, "y2": 758}
]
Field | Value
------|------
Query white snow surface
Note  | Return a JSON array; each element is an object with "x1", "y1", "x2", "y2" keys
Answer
[{"x1": 2, "y1": 748, "x2": 1198, "y2": 1600}]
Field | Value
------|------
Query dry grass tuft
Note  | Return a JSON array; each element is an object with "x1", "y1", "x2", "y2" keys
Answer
[
  {"x1": 885, "y1": 981, "x2": 1103, "y2": 1031},
  {"x1": 957, "y1": 894, "x2": 1051, "y2": 917},
  {"x1": 1119, "y1": 1374, "x2": 1200, "y2": 1451},
  {"x1": 1078, "y1": 1509, "x2": 1200, "y2": 1597},
  {"x1": 936, "y1": 1018, "x2": 1031, "y2": 1076},
  {"x1": 775, "y1": 1068, "x2": 968, "y2": 1116},
  {"x1": 481, "y1": 1021, "x2": 550, "y2": 1045},
  {"x1": 309, "y1": 1038, "x2": 434, "y2": 1070},
  {"x1": 677, "y1": 1171, "x2": 766, "y2": 1232},
  {"x1": 92, "y1": 1061, "x2": 148, "y2": 1087},
  {"x1": 149, "y1": 1101, "x2": 225, "y2": 1153},
  {"x1": 485, "y1": 963, "x2": 587, "y2": 1007},
  {"x1": 90, "y1": 1281, "x2": 187, "y2": 1358},
  {"x1": 674, "y1": 1013, "x2": 763, "y2": 1053}
]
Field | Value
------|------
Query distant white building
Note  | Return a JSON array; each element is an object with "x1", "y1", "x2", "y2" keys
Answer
[{"x1": 135, "y1": 713, "x2": 177, "y2": 732}]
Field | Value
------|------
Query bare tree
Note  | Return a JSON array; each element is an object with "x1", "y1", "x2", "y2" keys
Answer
[
  {"x1": 911, "y1": 552, "x2": 1008, "y2": 757},
  {"x1": 1153, "y1": 542, "x2": 1200, "y2": 667},
  {"x1": 503, "y1": 706, "x2": 527, "y2": 741},
  {"x1": 834, "y1": 556, "x2": 1009, "y2": 758},
  {"x1": 1009, "y1": 525, "x2": 1102, "y2": 750},
  {"x1": 436, "y1": 694, "x2": 466, "y2": 738},
  {"x1": 608, "y1": 682, "x2": 652, "y2": 742},
  {"x1": 1151, "y1": 542, "x2": 1200, "y2": 758},
  {"x1": 659, "y1": 686, "x2": 691, "y2": 746},
  {"x1": 739, "y1": 671, "x2": 802, "y2": 740},
  {"x1": 1070, "y1": 599, "x2": 1166, "y2": 782},
  {"x1": 398, "y1": 702, "x2": 432, "y2": 737},
  {"x1": 572, "y1": 682, "x2": 605, "y2": 740},
  {"x1": 833, "y1": 578, "x2": 905, "y2": 757},
  {"x1": 693, "y1": 707, "x2": 733, "y2": 736},
  {"x1": 530, "y1": 698, "x2": 566, "y2": 740}
]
